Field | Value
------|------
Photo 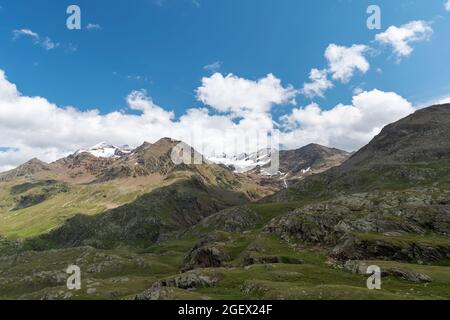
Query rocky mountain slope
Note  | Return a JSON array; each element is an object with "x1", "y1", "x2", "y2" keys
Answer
[
  {"x1": 342, "y1": 104, "x2": 450, "y2": 169},
  {"x1": 229, "y1": 144, "x2": 350, "y2": 190},
  {"x1": 210, "y1": 144, "x2": 349, "y2": 178},
  {"x1": 0, "y1": 137, "x2": 347, "y2": 240},
  {"x1": 0, "y1": 138, "x2": 271, "y2": 239},
  {"x1": 0, "y1": 158, "x2": 50, "y2": 182},
  {"x1": 279, "y1": 144, "x2": 349, "y2": 178},
  {"x1": 271, "y1": 104, "x2": 450, "y2": 202}
]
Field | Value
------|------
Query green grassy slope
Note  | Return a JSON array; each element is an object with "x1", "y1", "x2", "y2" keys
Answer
[
  {"x1": 0, "y1": 178, "x2": 165, "y2": 239},
  {"x1": 1, "y1": 228, "x2": 449, "y2": 300}
]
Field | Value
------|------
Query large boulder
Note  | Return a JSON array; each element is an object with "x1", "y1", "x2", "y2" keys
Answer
[
  {"x1": 182, "y1": 242, "x2": 230, "y2": 271},
  {"x1": 331, "y1": 234, "x2": 450, "y2": 263},
  {"x1": 136, "y1": 270, "x2": 221, "y2": 300},
  {"x1": 198, "y1": 206, "x2": 262, "y2": 233}
]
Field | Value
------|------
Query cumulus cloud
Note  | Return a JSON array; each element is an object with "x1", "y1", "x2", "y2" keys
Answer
[
  {"x1": 0, "y1": 69, "x2": 417, "y2": 172},
  {"x1": 0, "y1": 70, "x2": 282, "y2": 171},
  {"x1": 126, "y1": 89, "x2": 174, "y2": 123},
  {"x1": 375, "y1": 21, "x2": 433, "y2": 59},
  {"x1": 12, "y1": 28, "x2": 59, "y2": 50},
  {"x1": 281, "y1": 89, "x2": 415, "y2": 151},
  {"x1": 300, "y1": 44, "x2": 370, "y2": 98},
  {"x1": 299, "y1": 19, "x2": 433, "y2": 99},
  {"x1": 301, "y1": 69, "x2": 333, "y2": 98},
  {"x1": 196, "y1": 73, "x2": 296, "y2": 115},
  {"x1": 325, "y1": 44, "x2": 370, "y2": 83},
  {"x1": 446, "y1": 0, "x2": 450, "y2": 11}
]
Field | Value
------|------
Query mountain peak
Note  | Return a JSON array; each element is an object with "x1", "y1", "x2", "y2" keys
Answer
[
  {"x1": 154, "y1": 137, "x2": 181, "y2": 146},
  {"x1": 0, "y1": 158, "x2": 49, "y2": 181},
  {"x1": 21, "y1": 158, "x2": 49, "y2": 168},
  {"x1": 343, "y1": 103, "x2": 450, "y2": 170}
]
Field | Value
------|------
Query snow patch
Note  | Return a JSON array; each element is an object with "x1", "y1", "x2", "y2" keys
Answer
[
  {"x1": 208, "y1": 148, "x2": 274, "y2": 174},
  {"x1": 75, "y1": 142, "x2": 134, "y2": 158}
]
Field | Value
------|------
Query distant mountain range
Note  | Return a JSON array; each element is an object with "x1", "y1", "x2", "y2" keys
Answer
[{"x1": 0, "y1": 135, "x2": 351, "y2": 189}]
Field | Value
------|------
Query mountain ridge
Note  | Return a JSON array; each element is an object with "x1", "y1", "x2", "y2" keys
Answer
[
  {"x1": 269, "y1": 103, "x2": 450, "y2": 202},
  {"x1": 0, "y1": 138, "x2": 350, "y2": 189}
]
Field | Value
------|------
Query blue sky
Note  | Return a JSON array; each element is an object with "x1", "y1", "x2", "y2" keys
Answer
[
  {"x1": 1, "y1": 0, "x2": 449, "y2": 112},
  {"x1": 0, "y1": 0, "x2": 450, "y2": 170}
]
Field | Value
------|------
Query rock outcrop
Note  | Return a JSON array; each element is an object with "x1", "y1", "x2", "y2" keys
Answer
[{"x1": 265, "y1": 189, "x2": 450, "y2": 263}]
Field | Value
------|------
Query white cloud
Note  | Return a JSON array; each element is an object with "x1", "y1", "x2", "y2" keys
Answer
[
  {"x1": 417, "y1": 93, "x2": 450, "y2": 108},
  {"x1": 12, "y1": 29, "x2": 39, "y2": 41},
  {"x1": 0, "y1": 69, "x2": 418, "y2": 172},
  {"x1": 41, "y1": 37, "x2": 58, "y2": 50},
  {"x1": 300, "y1": 19, "x2": 432, "y2": 100},
  {"x1": 353, "y1": 86, "x2": 364, "y2": 95},
  {"x1": 204, "y1": 61, "x2": 222, "y2": 72},
  {"x1": 375, "y1": 21, "x2": 433, "y2": 59},
  {"x1": 86, "y1": 23, "x2": 102, "y2": 31},
  {"x1": 301, "y1": 69, "x2": 333, "y2": 98},
  {"x1": 300, "y1": 44, "x2": 369, "y2": 98},
  {"x1": 12, "y1": 28, "x2": 59, "y2": 50},
  {"x1": 446, "y1": 0, "x2": 450, "y2": 11},
  {"x1": 281, "y1": 89, "x2": 415, "y2": 151},
  {"x1": 438, "y1": 96, "x2": 450, "y2": 104},
  {"x1": 0, "y1": 70, "x2": 281, "y2": 171},
  {"x1": 325, "y1": 44, "x2": 370, "y2": 83},
  {"x1": 196, "y1": 73, "x2": 296, "y2": 115},
  {"x1": 126, "y1": 89, "x2": 174, "y2": 123}
]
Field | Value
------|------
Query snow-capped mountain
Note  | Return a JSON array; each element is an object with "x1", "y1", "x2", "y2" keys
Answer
[
  {"x1": 75, "y1": 142, "x2": 134, "y2": 158},
  {"x1": 208, "y1": 144, "x2": 350, "y2": 180},
  {"x1": 208, "y1": 148, "x2": 273, "y2": 174}
]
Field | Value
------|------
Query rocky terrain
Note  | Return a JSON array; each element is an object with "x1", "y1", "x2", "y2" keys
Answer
[
  {"x1": 212, "y1": 144, "x2": 350, "y2": 189},
  {"x1": 237, "y1": 144, "x2": 350, "y2": 191},
  {"x1": 278, "y1": 144, "x2": 350, "y2": 178},
  {"x1": 0, "y1": 104, "x2": 449, "y2": 300},
  {"x1": 270, "y1": 104, "x2": 450, "y2": 202}
]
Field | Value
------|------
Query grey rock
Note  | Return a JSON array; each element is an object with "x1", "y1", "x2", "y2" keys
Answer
[
  {"x1": 155, "y1": 270, "x2": 220, "y2": 290},
  {"x1": 183, "y1": 244, "x2": 229, "y2": 271}
]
